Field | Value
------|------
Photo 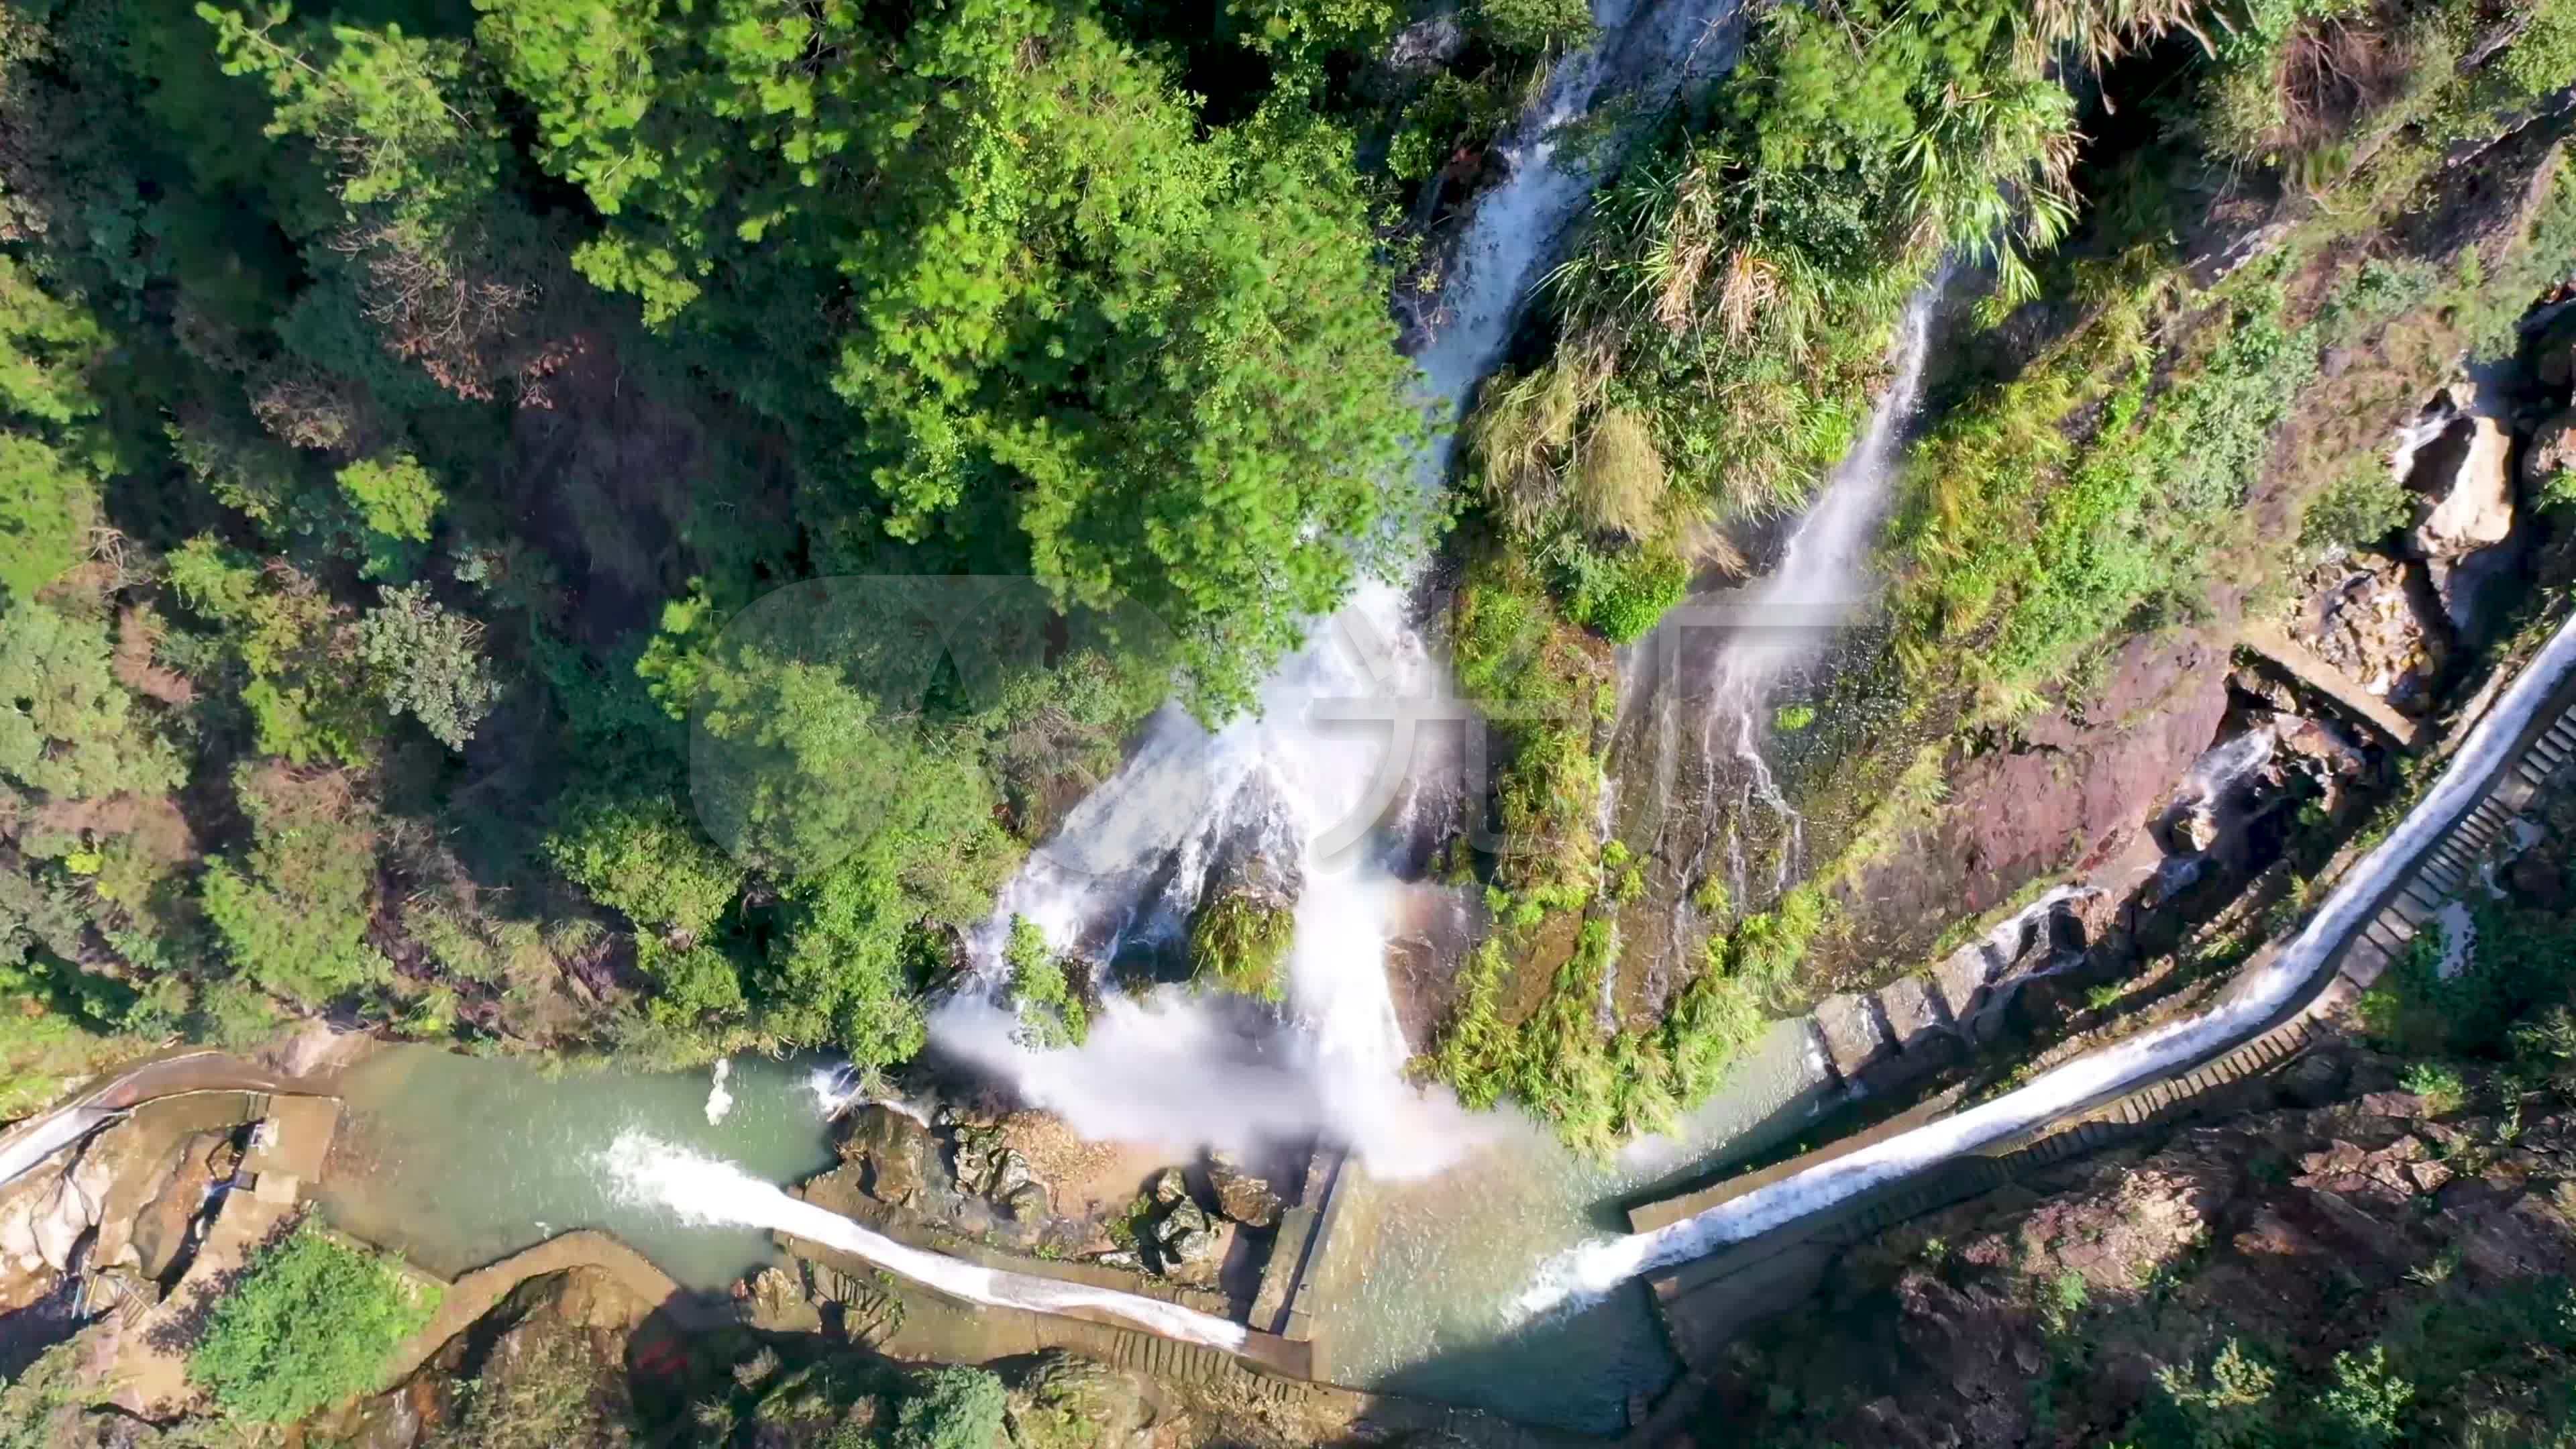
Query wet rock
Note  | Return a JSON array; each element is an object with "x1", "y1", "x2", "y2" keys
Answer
[
  {"x1": 840, "y1": 1105, "x2": 930, "y2": 1208},
  {"x1": 2175, "y1": 801, "x2": 2222, "y2": 854},
  {"x1": 130, "y1": 1132, "x2": 227, "y2": 1283},
  {"x1": 2399, "y1": 384, "x2": 2517, "y2": 560},
  {"x1": 1206, "y1": 1152, "x2": 1282, "y2": 1228},
  {"x1": 2279, "y1": 1051, "x2": 2350, "y2": 1109},
  {"x1": 1813, "y1": 993, "x2": 1894, "y2": 1079},
  {"x1": 2509, "y1": 851, "x2": 2567, "y2": 906}
]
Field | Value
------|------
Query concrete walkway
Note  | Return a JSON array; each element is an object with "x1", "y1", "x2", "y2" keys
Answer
[{"x1": 0, "y1": 1051, "x2": 292, "y2": 1195}]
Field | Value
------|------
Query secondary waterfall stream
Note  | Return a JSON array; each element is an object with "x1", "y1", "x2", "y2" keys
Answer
[
  {"x1": 1703, "y1": 280, "x2": 1941, "y2": 894},
  {"x1": 1516, "y1": 608, "x2": 2576, "y2": 1316}
]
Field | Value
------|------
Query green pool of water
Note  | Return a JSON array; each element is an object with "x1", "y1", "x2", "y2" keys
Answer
[{"x1": 317, "y1": 1045, "x2": 837, "y2": 1289}]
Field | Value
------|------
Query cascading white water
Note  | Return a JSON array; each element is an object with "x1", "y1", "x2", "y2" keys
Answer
[
  {"x1": 1517, "y1": 609, "x2": 2576, "y2": 1313},
  {"x1": 930, "y1": 0, "x2": 1744, "y2": 1172},
  {"x1": 1701, "y1": 283, "x2": 1943, "y2": 883},
  {"x1": 603, "y1": 1131, "x2": 1250, "y2": 1351}
]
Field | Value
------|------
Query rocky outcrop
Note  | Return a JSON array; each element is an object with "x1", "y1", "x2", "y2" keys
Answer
[
  {"x1": 837, "y1": 1104, "x2": 930, "y2": 1208},
  {"x1": 2398, "y1": 382, "x2": 2518, "y2": 559},
  {"x1": 2528, "y1": 408, "x2": 2576, "y2": 491},
  {"x1": 1206, "y1": 1152, "x2": 1283, "y2": 1229},
  {"x1": 1691, "y1": 1056, "x2": 2576, "y2": 1447},
  {"x1": 2292, "y1": 552, "x2": 2450, "y2": 714}
]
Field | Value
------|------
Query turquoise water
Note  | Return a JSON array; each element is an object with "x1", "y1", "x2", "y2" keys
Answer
[
  {"x1": 315, "y1": 1034, "x2": 1821, "y2": 1432},
  {"x1": 1315, "y1": 1018, "x2": 1833, "y2": 1432},
  {"x1": 317, "y1": 1045, "x2": 838, "y2": 1289}
]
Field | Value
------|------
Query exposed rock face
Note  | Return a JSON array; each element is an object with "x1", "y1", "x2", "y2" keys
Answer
[
  {"x1": 1206, "y1": 1152, "x2": 1283, "y2": 1228},
  {"x1": 2532, "y1": 303, "x2": 2576, "y2": 390},
  {"x1": 1694, "y1": 1059, "x2": 2576, "y2": 1447},
  {"x1": 2527, "y1": 408, "x2": 2576, "y2": 491},
  {"x1": 2399, "y1": 383, "x2": 2518, "y2": 559}
]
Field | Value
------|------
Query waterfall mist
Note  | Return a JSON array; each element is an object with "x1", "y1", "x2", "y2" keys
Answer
[{"x1": 600, "y1": 1130, "x2": 1252, "y2": 1350}]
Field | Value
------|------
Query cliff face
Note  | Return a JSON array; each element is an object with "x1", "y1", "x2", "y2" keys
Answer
[{"x1": 1687, "y1": 1040, "x2": 2576, "y2": 1446}]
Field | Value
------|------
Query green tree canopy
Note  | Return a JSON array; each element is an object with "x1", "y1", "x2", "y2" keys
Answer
[{"x1": 0, "y1": 602, "x2": 185, "y2": 802}]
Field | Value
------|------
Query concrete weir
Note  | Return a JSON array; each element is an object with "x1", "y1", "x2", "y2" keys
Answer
[{"x1": 1623, "y1": 648, "x2": 2576, "y2": 1370}]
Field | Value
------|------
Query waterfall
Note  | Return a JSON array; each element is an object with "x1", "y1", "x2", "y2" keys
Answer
[
  {"x1": 603, "y1": 1131, "x2": 1252, "y2": 1351},
  {"x1": 1701, "y1": 282, "x2": 1943, "y2": 883},
  {"x1": 928, "y1": 0, "x2": 1745, "y2": 1173},
  {"x1": 1516, "y1": 608, "x2": 2576, "y2": 1315}
]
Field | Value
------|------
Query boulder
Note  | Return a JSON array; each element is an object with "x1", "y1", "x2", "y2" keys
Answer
[
  {"x1": 1205, "y1": 1152, "x2": 1282, "y2": 1228},
  {"x1": 2300, "y1": 553, "x2": 2449, "y2": 715},
  {"x1": 1385, "y1": 11, "x2": 1466, "y2": 73},
  {"x1": 2398, "y1": 384, "x2": 2517, "y2": 560},
  {"x1": 989, "y1": 1149, "x2": 1034, "y2": 1201},
  {"x1": 835, "y1": 1105, "x2": 932, "y2": 1207},
  {"x1": 2174, "y1": 802, "x2": 2222, "y2": 854},
  {"x1": 951, "y1": 1125, "x2": 1004, "y2": 1197},
  {"x1": 1002, "y1": 1180, "x2": 1051, "y2": 1223},
  {"x1": 1150, "y1": 1199, "x2": 1230, "y2": 1283}
]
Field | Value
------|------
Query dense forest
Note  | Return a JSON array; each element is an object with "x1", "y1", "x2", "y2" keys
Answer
[{"x1": 2, "y1": 0, "x2": 2574, "y2": 1138}]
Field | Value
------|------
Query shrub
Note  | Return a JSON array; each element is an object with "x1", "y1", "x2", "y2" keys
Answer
[
  {"x1": 1472, "y1": 0, "x2": 1591, "y2": 52},
  {"x1": 200, "y1": 765, "x2": 389, "y2": 1008},
  {"x1": 1187, "y1": 893, "x2": 1291, "y2": 1002},
  {"x1": 891, "y1": 1366, "x2": 1006, "y2": 1449},
  {"x1": 543, "y1": 791, "x2": 745, "y2": 937},
  {"x1": 190, "y1": 1222, "x2": 439, "y2": 1424},
  {"x1": 2301, "y1": 462, "x2": 2413, "y2": 553},
  {"x1": 1561, "y1": 542, "x2": 1688, "y2": 644},
  {"x1": 1006, "y1": 914, "x2": 1090, "y2": 1044},
  {"x1": 2399, "y1": 1060, "x2": 2465, "y2": 1115},
  {"x1": 2319, "y1": 1346, "x2": 2413, "y2": 1446}
]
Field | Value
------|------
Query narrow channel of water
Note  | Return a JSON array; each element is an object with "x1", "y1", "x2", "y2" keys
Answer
[{"x1": 316, "y1": 1046, "x2": 836, "y2": 1289}]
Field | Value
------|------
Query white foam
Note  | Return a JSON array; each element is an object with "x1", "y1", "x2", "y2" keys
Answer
[{"x1": 600, "y1": 1131, "x2": 1249, "y2": 1351}]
